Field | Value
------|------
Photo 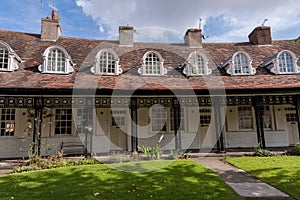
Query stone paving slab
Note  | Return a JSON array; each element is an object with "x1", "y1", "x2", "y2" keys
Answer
[
  {"x1": 0, "y1": 160, "x2": 24, "y2": 176},
  {"x1": 192, "y1": 157, "x2": 294, "y2": 200}
]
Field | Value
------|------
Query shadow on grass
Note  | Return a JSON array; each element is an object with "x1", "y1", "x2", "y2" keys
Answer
[{"x1": 0, "y1": 160, "x2": 241, "y2": 200}]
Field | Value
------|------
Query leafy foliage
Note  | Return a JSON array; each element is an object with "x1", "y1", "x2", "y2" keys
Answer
[
  {"x1": 13, "y1": 151, "x2": 101, "y2": 173},
  {"x1": 254, "y1": 143, "x2": 272, "y2": 156},
  {"x1": 138, "y1": 144, "x2": 163, "y2": 160}
]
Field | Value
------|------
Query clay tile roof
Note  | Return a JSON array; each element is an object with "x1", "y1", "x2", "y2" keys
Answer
[{"x1": 1, "y1": 29, "x2": 300, "y2": 93}]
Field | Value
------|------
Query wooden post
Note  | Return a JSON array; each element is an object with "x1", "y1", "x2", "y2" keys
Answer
[
  {"x1": 253, "y1": 96, "x2": 266, "y2": 149},
  {"x1": 130, "y1": 97, "x2": 138, "y2": 152},
  {"x1": 213, "y1": 97, "x2": 225, "y2": 152}
]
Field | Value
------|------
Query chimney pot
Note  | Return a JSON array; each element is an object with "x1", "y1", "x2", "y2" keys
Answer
[{"x1": 52, "y1": 10, "x2": 57, "y2": 20}]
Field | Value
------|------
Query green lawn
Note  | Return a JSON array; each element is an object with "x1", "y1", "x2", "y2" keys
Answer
[
  {"x1": 227, "y1": 156, "x2": 300, "y2": 199},
  {"x1": 0, "y1": 160, "x2": 241, "y2": 200}
]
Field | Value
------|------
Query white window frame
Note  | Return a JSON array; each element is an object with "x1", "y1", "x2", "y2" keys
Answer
[
  {"x1": 91, "y1": 49, "x2": 122, "y2": 75},
  {"x1": 275, "y1": 50, "x2": 299, "y2": 74},
  {"x1": 0, "y1": 108, "x2": 16, "y2": 137},
  {"x1": 223, "y1": 51, "x2": 256, "y2": 76},
  {"x1": 38, "y1": 45, "x2": 74, "y2": 74},
  {"x1": 138, "y1": 51, "x2": 167, "y2": 76},
  {"x1": 0, "y1": 40, "x2": 22, "y2": 72},
  {"x1": 183, "y1": 51, "x2": 212, "y2": 76}
]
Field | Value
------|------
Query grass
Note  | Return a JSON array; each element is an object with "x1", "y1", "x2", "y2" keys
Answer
[
  {"x1": 227, "y1": 156, "x2": 300, "y2": 199},
  {"x1": 0, "y1": 160, "x2": 241, "y2": 200}
]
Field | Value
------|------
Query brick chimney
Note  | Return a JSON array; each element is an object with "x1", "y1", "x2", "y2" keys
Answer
[
  {"x1": 41, "y1": 10, "x2": 62, "y2": 41},
  {"x1": 119, "y1": 25, "x2": 134, "y2": 47},
  {"x1": 184, "y1": 28, "x2": 202, "y2": 48},
  {"x1": 248, "y1": 26, "x2": 272, "y2": 45}
]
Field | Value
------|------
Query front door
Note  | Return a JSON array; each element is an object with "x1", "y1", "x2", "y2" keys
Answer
[
  {"x1": 285, "y1": 107, "x2": 300, "y2": 145},
  {"x1": 110, "y1": 110, "x2": 128, "y2": 150}
]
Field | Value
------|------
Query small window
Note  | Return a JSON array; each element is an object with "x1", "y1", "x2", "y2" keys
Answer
[
  {"x1": 0, "y1": 109, "x2": 15, "y2": 137},
  {"x1": 111, "y1": 110, "x2": 126, "y2": 127},
  {"x1": 38, "y1": 45, "x2": 74, "y2": 74},
  {"x1": 261, "y1": 106, "x2": 273, "y2": 130},
  {"x1": 138, "y1": 51, "x2": 167, "y2": 76},
  {"x1": 183, "y1": 52, "x2": 211, "y2": 76},
  {"x1": 238, "y1": 106, "x2": 253, "y2": 130},
  {"x1": 151, "y1": 106, "x2": 167, "y2": 132},
  {"x1": 0, "y1": 41, "x2": 21, "y2": 72},
  {"x1": 55, "y1": 108, "x2": 72, "y2": 135},
  {"x1": 222, "y1": 51, "x2": 256, "y2": 75},
  {"x1": 91, "y1": 50, "x2": 122, "y2": 75}
]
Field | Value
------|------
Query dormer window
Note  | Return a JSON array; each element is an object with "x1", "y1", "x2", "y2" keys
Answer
[
  {"x1": 138, "y1": 51, "x2": 167, "y2": 76},
  {"x1": 183, "y1": 51, "x2": 212, "y2": 76},
  {"x1": 0, "y1": 40, "x2": 22, "y2": 72},
  {"x1": 38, "y1": 45, "x2": 74, "y2": 74},
  {"x1": 91, "y1": 49, "x2": 122, "y2": 75},
  {"x1": 260, "y1": 50, "x2": 299, "y2": 74},
  {"x1": 222, "y1": 51, "x2": 256, "y2": 75}
]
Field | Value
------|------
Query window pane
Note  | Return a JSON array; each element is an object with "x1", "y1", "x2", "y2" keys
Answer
[
  {"x1": 234, "y1": 53, "x2": 249, "y2": 74},
  {"x1": 145, "y1": 53, "x2": 161, "y2": 75},
  {"x1": 170, "y1": 108, "x2": 184, "y2": 131},
  {"x1": 189, "y1": 52, "x2": 205, "y2": 75},
  {"x1": 99, "y1": 51, "x2": 116, "y2": 74},
  {"x1": 0, "y1": 109, "x2": 16, "y2": 136},
  {"x1": 151, "y1": 106, "x2": 166, "y2": 131},
  {"x1": 279, "y1": 52, "x2": 294, "y2": 73},
  {"x1": 55, "y1": 108, "x2": 72, "y2": 135},
  {"x1": 238, "y1": 106, "x2": 253, "y2": 129},
  {"x1": 47, "y1": 49, "x2": 66, "y2": 72},
  {"x1": 0, "y1": 46, "x2": 9, "y2": 70}
]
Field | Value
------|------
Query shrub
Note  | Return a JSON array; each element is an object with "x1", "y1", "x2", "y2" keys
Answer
[
  {"x1": 138, "y1": 144, "x2": 162, "y2": 160},
  {"x1": 287, "y1": 142, "x2": 300, "y2": 155},
  {"x1": 254, "y1": 143, "x2": 272, "y2": 157}
]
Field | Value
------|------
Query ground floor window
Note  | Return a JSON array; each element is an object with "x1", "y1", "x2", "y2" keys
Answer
[
  {"x1": 151, "y1": 106, "x2": 167, "y2": 132},
  {"x1": 170, "y1": 107, "x2": 184, "y2": 131},
  {"x1": 199, "y1": 108, "x2": 211, "y2": 127},
  {"x1": 0, "y1": 108, "x2": 15, "y2": 136},
  {"x1": 55, "y1": 108, "x2": 72, "y2": 135},
  {"x1": 238, "y1": 106, "x2": 253, "y2": 130}
]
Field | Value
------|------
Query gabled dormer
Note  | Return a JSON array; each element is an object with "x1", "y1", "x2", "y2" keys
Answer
[
  {"x1": 90, "y1": 49, "x2": 122, "y2": 75},
  {"x1": 0, "y1": 40, "x2": 22, "y2": 72},
  {"x1": 38, "y1": 45, "x2": 74, "y2": 74},
  {"x1": 138, "y1": 51, "x2": 167, "y2": 76},
  {"x1": 182, "y1": 51, "x2": 211, "y2": 76},
  {"x1": 260, "y1": 50, "x2": 300, "y2": 74},
  {"x1": 222, "y1": 51, "x2": 256, "y2": 76}
]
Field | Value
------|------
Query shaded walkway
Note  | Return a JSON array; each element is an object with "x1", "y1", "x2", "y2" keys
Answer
[
  {"x1": 0, "y1": 160, "x2": 24, "y2": 176},
  {"x1": 192, "y1": 157, "x2": 294, "y2": 199}
]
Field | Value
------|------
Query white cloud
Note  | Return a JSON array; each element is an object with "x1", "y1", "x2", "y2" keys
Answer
[{"x1": 75, "y1": 0, "x2": 300, "y2": 42}]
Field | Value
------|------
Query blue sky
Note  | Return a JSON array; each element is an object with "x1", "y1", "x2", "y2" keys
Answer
[{"x1": 1, "y1": 0, "x2": 300, "y2": 43}]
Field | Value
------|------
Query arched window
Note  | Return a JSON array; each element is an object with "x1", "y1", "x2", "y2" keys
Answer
[
  {"x1": 183, "y1": 51, "x2": 211, "y2": 76},
  {"x1": 0, "y1": 44, "x2": 9, "y2": 70},
  {"x1": 222, "y1": 51, "x2": 256, "y2": 75},
  {"x1": 260, "y1": 50, "x2": 299, "y2": 74},
  {"x1": 0, "y1": 40, "x2": 21, "y2": 72},
  {"x1": 39, "y1": 45, "x2": 74, "y2": 74},
  {"x1": 91, "y1": 49, "x2": 122, "y2": 75},
  {"x1": 233, "y1": 52, "x2": 250, "y2": 74},
  {"x1": 138, "y1": 51, "x2": 167, "y2": 76},
  {"x1": 278, "y1": 51, "x2": 294, "y2": 73}
]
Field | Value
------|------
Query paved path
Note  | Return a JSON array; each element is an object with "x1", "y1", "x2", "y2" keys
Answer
[
  {"x1": 0, "y1": 160, "x2": 24, "y2": 176},
  {"x1": 192, "y1": 157, "x2": 294, "y2": 200}
]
